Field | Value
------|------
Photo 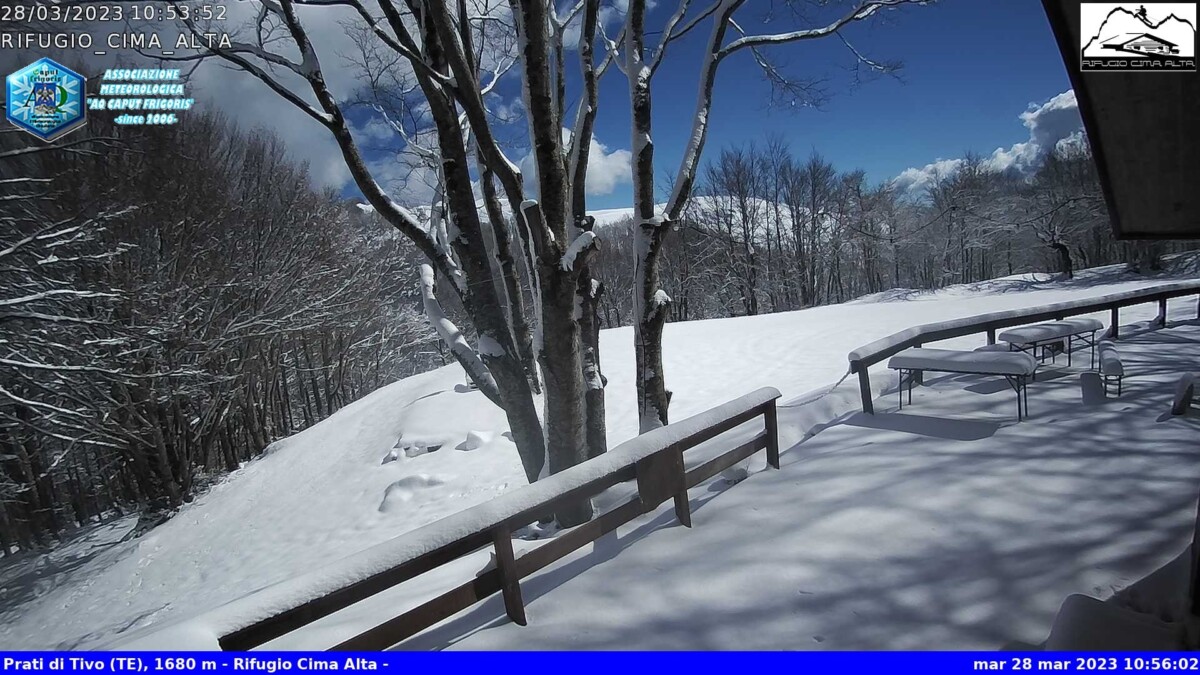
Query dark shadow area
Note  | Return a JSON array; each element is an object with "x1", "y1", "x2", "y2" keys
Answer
[{"x1": 845, "y1": 412, "x2": 1000, "y2": 441}]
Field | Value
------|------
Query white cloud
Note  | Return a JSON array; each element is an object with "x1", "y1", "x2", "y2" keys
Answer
[
  {"x1": 520, "y1": 129, "x2": 632, "y2": 197},
  {"x1": 891, "y1": 90, "x2": 1084, "y2": 200},
  {"x1": 583, "y1": 137, "x2": 633, "y2": 195},
  {"x1": 984, "y1": 90, "x2": 1083, "y2": 173},
  {"x1": 890, "y1": 158, "x2": 966, "y2": 201}
]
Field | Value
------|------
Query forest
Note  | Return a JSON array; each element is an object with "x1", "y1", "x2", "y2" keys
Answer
[
  {"x1": 0, "y1": 112, "x2": 440, "y2": 552},
  {"x1": 591, "y1": 138, "x2": 1184, "y2": 328}
]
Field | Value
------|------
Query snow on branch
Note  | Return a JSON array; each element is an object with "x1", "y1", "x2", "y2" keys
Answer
[
  {"x1": 718, "y1": 0, "x2": 926, "y2": 58},
  {"x1": 559, "y1": 231, "x2": 597, "y2": 271},
  {"x1": 0, "y1": 289, "x2": 117, "y2": 309},
  {"x1": 419, "y1": 264, "x2": 502, "y2": 405}
]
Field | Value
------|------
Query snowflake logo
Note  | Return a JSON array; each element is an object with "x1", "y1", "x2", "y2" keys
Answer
[{"x1": 5, "y1": 58, "x2": 86, "y2": 142}]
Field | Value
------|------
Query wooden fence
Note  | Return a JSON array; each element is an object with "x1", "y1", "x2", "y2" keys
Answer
[
  {"x1": 847, "y1": 281, "x2": 1200, "y2": 414},
  {"x1": 143, "y1": 387, "x2": 781, "y2": 651}
]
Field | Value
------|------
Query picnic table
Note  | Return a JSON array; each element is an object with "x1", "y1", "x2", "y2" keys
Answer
[
  {"x1": 888, "y1": 348, "x2": 1039, "y2": 421},
  {"x1": 998, "y1": 318, "x2": 1104, "y2": 371}
]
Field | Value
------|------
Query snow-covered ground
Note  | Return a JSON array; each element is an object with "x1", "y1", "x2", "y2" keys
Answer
[
  {"x1": 1, "y1": 259, "x2": 1197, "y2": 650},
  {"x1": 431, "y1": 320, "x2": 1200, "y2": 650}
]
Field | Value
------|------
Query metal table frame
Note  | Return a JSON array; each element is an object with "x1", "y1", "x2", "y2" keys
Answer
[
  {"x1": 1006, "y1": 328, "x2": 1100, "y2": 376},
  {"x1": 894, "y1": 366, "x2": 1032, "y2": 421}
]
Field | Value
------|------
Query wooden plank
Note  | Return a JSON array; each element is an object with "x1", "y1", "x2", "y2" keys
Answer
[
  {"x1": 514, "y1": 497, "x2": 643, "y2": 578},
  {"x1": 764, "y1": 401, "x2": 780, "y2": 470},
  {"x1": 491, "y1": 527, "x2": 526, "y2": 626},
  {"x1": 330, "y1": 571, "x2": 502, "y2": 650},
  {"x1": 219, "y1": 531, "x2": 492, "y2": 650},
  {"x1": 636, "y1": 448, "x2": 685, "y2": 510},
  {"x1": 684, "y1": 434, "x2": 767, "y2": 488}
]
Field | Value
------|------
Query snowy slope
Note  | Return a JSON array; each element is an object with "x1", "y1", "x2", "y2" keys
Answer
[{"x1": 1, "y1": 260, "x2": 1197, "y2": 649}]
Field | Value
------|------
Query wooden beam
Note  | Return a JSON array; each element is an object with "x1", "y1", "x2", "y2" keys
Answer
[
  {"x1": 764, "y1": 401, "x2": 780, "y2": 470},
  {"x1": 492, "y1": 527, "x2": 526, "y2": 626},
  {"x1": 857, "y1": 368, "x2": 874, "y2": 415}
]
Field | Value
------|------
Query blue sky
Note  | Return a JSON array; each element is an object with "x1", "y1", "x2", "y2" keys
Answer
[
  {"x1": 311, "y1": 0, "x2": 1079, "y2": 210},
  {"x1": 572, "y1": 0, "x2": 1076, "y2": 209}
]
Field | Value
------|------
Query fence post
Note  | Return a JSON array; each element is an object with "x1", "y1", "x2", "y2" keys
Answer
[
  {"x1": 912, "y1": 344, "x2": 923, "y2": 385},
  {"x1": 764, "y1": 400, "x2": 780, "y2": 470},
  {"x1": 987, "y1": 328, "x2": 996, "y2": 345},
  {"x1": 1196, "y1": 294, "x2": 1200, "y2": 320},
  {"x1": 1110, "y1": 306, "x2": 1120, "y2": 340},
  {"x1": 857, "y1": 367, "x2": 874, "y2": 415},
  {"x1": 1158, "y1": 297, "x2": 1168, "y2": 327},
  {"x1": 491, "y1": 527, "x2": 527, "y2": 626},
  {"x1": 636, "y1": 448, "x2": 690, "y2": 527}
]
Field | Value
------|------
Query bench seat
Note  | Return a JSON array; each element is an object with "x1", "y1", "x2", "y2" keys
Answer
[
  {"x1": 1098, "y1": 341, "x2": 1124, "y2": 397},
  {"x1": 888, "y1": 348, "x2": 1037, "y2": 376},
  {"x1": 1098, "y1": 341, "x2": 1123, "y2": 377},
  {"x1": 998, "y1": 318, "x2": 1104, "y2": 344}
]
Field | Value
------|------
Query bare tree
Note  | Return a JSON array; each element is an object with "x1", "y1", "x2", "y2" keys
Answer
[{"x1": 616, "y1": 0, "x2": 930, "y2": 430}]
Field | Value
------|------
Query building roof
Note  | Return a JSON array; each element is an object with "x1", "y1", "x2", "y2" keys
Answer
[{"x1": 1105, "y1": 32, "x2": 1179, "y2": 47}]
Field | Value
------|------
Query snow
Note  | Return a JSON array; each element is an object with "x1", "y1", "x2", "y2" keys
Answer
[
  {"x1": 997, "y1": 318, "x2": 1105, "y2": 345},
  {"x1": 111, "y1": 389, "x2": 779, "y2": 651},
  {"x1": 3, "y1": 259, "x2": 1199, "y2": 650},
  {"x1": 1043, "y1": 594, "x2": 1179, "y2": 650},
  {"x1": 888, "y1": 348, "x2": 1037, "y2": 377},
  {"x1": 458, "y1": 431, "x2": 490, "y2": 451},
  {"x1": 435, "y1": 320, "x2": 1200, "y2": 650},
  {"x1": 1099, "y1": 341, "x2": 1124, "y2": 376},
  {"x1": 559, "y1": 231, "x2": 597, "y2": 271}
]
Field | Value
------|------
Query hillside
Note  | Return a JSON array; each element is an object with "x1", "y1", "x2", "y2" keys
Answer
[{"x1": 1, "y1": 258, "x2": 1197, "y2": 649}]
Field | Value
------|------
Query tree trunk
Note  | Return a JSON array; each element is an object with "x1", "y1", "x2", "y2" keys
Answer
[
  {"x1": 629, "y1": 0, "x2": 671, "y2": 432},
  {"x1": 1052, "y1": 242, "x2": 1074, "y2": 279}
]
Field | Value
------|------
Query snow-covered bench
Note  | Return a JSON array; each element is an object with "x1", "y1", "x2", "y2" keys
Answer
[
  {"x1": 1098, "y1": 341, "x2": 1124, "y2": 397},
  {"x1": 998, "y1": 318, "x2": 1105, "y2": 372},
  {"x1": 887, "y1": 348, "x2": 1038, "y2": 421}
]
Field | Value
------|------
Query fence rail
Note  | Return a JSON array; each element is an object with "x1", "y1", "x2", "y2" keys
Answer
[
  {"x1": 847, "y1": 281, "x2": 1200, "y2": 414},
  {"x1": 129, "y1": 387, "x2": 781, "y2": 651}
]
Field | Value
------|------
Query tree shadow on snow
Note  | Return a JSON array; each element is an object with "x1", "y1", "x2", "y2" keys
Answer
[{"x1": 844, "y1": 412, "x2": 999, "y2": 442}]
